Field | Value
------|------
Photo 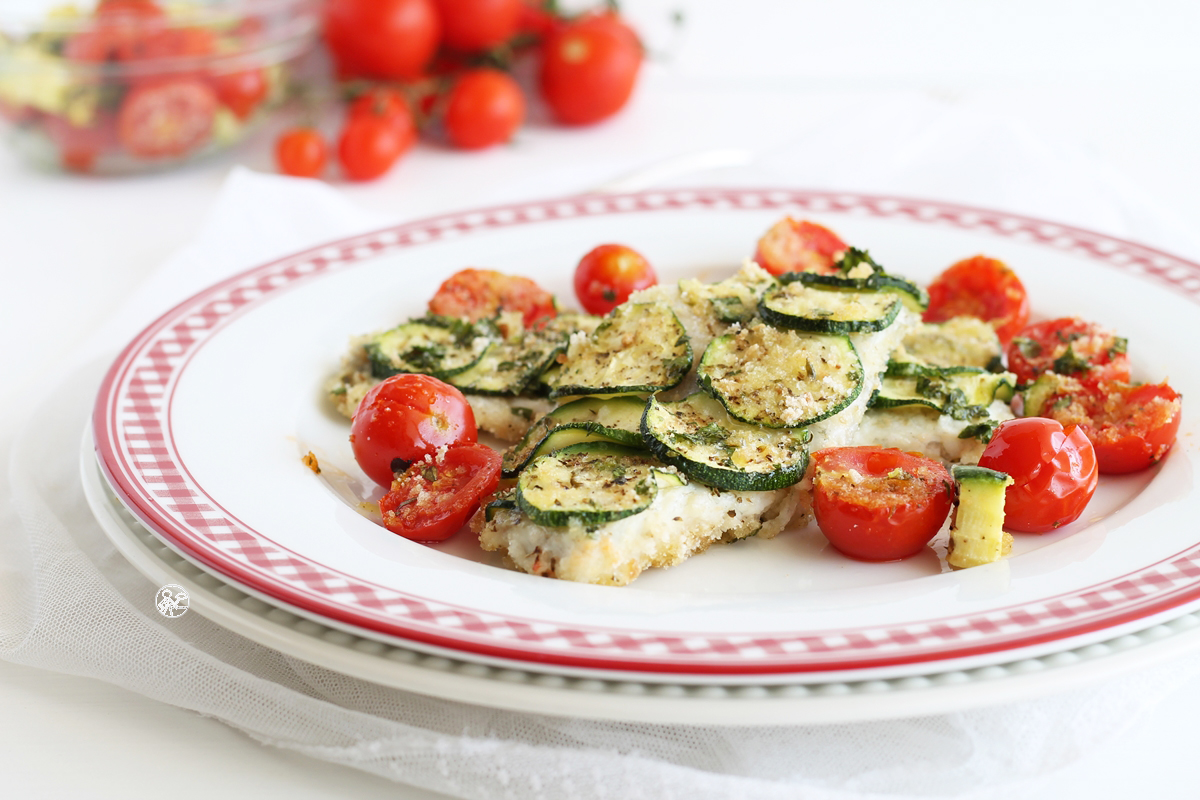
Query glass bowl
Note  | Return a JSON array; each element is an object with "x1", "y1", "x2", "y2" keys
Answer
[{"x1": 0, "y1": 0, "x2": 321, "y2": 173}]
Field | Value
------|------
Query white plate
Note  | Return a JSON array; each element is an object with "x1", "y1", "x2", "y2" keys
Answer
[
  {"x1": 91, "y1": 189, "x2": 1200, "y2": 683},
  {"x1": 80, "y1": 435, "x2": 1200, "y2": 725}
]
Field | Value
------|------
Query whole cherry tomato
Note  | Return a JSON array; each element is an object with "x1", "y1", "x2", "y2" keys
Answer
[
  {"x1": 433, "y1": 0, "x2": 522, "y2": 52},
  {"x1": 443, "y1": 68, "x2": 525, "y2": 149},
  {"x1": 811, "y1": 447, "x2": 954, "y2": 562},
  {"x1": 211, "y1": 68, "x2": 268, "y2": 120},
  {"x1": 337, "y1": 99, "x2": 416, "y2": 180},
  {"x1": 117, "y1": 78, "x2": 217, "y2": 158},
  {"x1": 428, "y1": 268, "x2": 557, "y2": 327},
  {"x1": 324, "y1": 0, "x2": 441, "y2": 80},
  {"x1": 753, "y1": 217, "x2": 849, "y2": 276},
  {"x1": 379, "y1": 442, "x2": 501, "y2": 541},
  {"x1": 347, "y1": 86, "x2": 412, "y2": 121},
  {"x1": 573, "y1": 244, "x2": 657, "y2": 315},
  {"x1": 977, "y1": 417, "x2": 1098, "y2": 533},
  {"x1": 275, "y1": 127, "x2": 328, "y2": 177},
  {"x1": 1006, "y1": 317, "x2": 1130, "y2": 386},
  {"x1": 350, "y1": 374, "x2": 478, "y2": 487},
  {"x1": 538, "y1": 12, "x2": 642, "y2": 125},
  {"x1": 923, "y1": 255, "x2": 1030, "y2": 345}
]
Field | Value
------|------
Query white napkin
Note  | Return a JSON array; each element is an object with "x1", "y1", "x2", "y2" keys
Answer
[{"x1": 4, "y1": 98, "x2": 1199, "y2": 800}]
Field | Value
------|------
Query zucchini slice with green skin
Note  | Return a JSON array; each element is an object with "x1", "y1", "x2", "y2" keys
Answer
[
  {"x1": 871, "y1": 365, "x2": 1016, "y2": 419},
  {"x1": 515, "y1": 442, "x2": 679, "y2": 528},
  {"x1": 501, "y1": 395, "x2": 647, "y2": 477},
  {"x1": 540, "y1": 302, "x2": 692, "y2": 399},
  {"x1": 781, "y1": 248, "x2": 928, "y2": 312},
  {"x1": 698, "y1": 323, "x2": 864, "y2": 428},
  {"x1": 759, "y1": 281, "x2": 901, "y2": 334},
  {"x1": 898, "y1": 317, "x2": 1004, "y2": 371},
  {"x1": 447, "y1": 326, "x2": 566, "y2": 396},
  {"x1": 948, "y1": 465, "x2": 1014, "y2": 569},
  {"x1": 641, "y1": 392, "x2": 811, "y2": 490},
  {"x1": 366, "y1": 316, "x2": 491, "y2": 380},
  {"x1": 484, "y1": 486, "x2": 518, "y2": 522}
]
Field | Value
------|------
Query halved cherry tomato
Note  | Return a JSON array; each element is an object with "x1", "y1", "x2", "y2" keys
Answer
[
  {"x1": 379, "y1": 442, "x2": 501, "y2": 541},
  {"x1": 350, "y1": 374, "x2": 478, "y2": 487},
  {"x1": 117, "y1": 78, "x2": 217, "y2": 158},
  {"x1": 443, "y1": 68, "x2": 525, "y2": 150},
  {"x1": 324, "y1": 0, "x2": 441, "y2": 80},
  {"x1": 977, "y1": 417, "x2": 1098, "y2": 532},
  {"x1": 433, "y1": 0, "x2": 522, "y2": 52},
  {"x1": 573, "y1": 244, "x2": 657, "y2": 315},
  {"x1": 538, "y1": 12, "x2": 642, "y2": 125},
  {"x1": 924, "y1": 255, "x2": 1030, "y2": 344},
  {"x1": 212, "y1": 68, "x2": 268, "y2": 120},
  {"x1": 753, "y1": 217, "x2": 849, "y2": 276},
  {"x1": 428, "y1": 268, "x2": 557, "y2": 327},
  {"x1": 811, "y1": 447, "x2": 954, "y2": 561},
  {"x1": 275, "y1": 127, "x2": 328, "y2": 177},
  {"x1": 1006, "y1": 317, "x2": 1130, "y2": 386},
  {"x1": 1034, "y1": 378, "x2": 1182, "y2": 474}
]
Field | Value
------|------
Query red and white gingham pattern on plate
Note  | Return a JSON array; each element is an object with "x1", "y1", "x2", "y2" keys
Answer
[{"x1": 93, "y1": 189, "x2": 1200, "y2": 676}]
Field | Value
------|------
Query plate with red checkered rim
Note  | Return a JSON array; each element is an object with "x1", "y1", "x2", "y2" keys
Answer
[{"x1": 92, "y1": 189, "x2": 1200, "y2": 682}]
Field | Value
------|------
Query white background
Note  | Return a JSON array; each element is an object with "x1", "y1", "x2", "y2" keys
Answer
[{"x1": 4, "y1": 0, "x2": 1200, "y2": 797}]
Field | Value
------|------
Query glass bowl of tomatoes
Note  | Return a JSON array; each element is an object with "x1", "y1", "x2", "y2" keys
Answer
[{"x1": 0, "y1": 0, "x2": 320, "y2": 173}]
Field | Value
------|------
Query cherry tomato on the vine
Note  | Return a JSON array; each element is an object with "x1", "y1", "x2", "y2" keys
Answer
[
  {"x1": 379, "y1": 442, "x2": 501, "y2": 541},
  {"x1": 923, "y1": 255, "x2": 1030, "y2": 345},
  {"x1": 348, "y1": 86, "x2": 412, "y2": 122},
  {"x1": 350, "y1": 374, "x2": 478, "y2": 488},
  {"x1": 433, "y1": 0, "x2": 522, "y2": 52},
  {"x1": 117, "y1": 78, "x2": 217, "y2": 158},
  {"x1": 324, "y1": 0, "x2": 441, "y2": 81},
  {"x1": 811, "y1": 447, "x2": 954, "y2": 562},
  {"x1": 538, "y1": 12, "x2": 642, "y2": 125},
  {"x1": 428, "y1": 268, "x2": 557, "y2": 327},
  {"x1": 443, "y1": 68, "x2": 525, "y2": 149},
  {"x1": 1006, "y1": 317, "x2": 1130, "y2": 386},
  {"x1": 338, "y1": 100, "x2": 416, "y2": 181},
  {"x1": 977, "y1": 417, "x2": 1098, "y2": 533},
  {"x1": 275, "y1": 127, "x2": 328, "y2": 177},
  {"x1": 573, "y1": 244, "x2": 657, "y2": 315},
  {"x1": 753, "y1": 217, "x2": 849, "y2": 276}
]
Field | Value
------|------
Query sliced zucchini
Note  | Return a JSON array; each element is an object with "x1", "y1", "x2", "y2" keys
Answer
[
  {"x1": 1018, "y1": 372, "x2": 1077, "y2": 418},
  {"x1": 447, "y1": 326, "x2": 566, "y2": 396},
  {"x1": 897, "y1": 317, "x2": 1004, "y2": 371},
  {"x1": 759, "y1": 281, "x2": 901, "y2": 334},
  {"x1": 515, "y1": 442, "x2": 675, "y2": 528},
  {"x1": 871, "y1": 364, "x2": 1016, "y2": 420},
  {"x1": 781, "y1": 248, "x2": 929, "y2": 312},
  {"x1": 540, "y1": 302, "x2": 692, "y2": 398},
  {"x1": 947, "y1": 465, "x2": 1014, "y2": 569},
  {"x1": 366, "y1": 316, "x2": 491, "y2": 379},
  {"x1": 484, "y1": 486, "x2": 518, "y2": 522},
  {"x1": 501, "y1": 395, "x2": 648, "y2": 477},
  {"x1": 698, "y1": 323, "x2": 863, "y2": 428},
  {"x1": 641, "y1": 392, "x2": 811, "y2": 490}
]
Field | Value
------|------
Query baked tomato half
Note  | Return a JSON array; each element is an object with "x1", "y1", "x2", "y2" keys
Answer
[
  {"x1": 923, "y1": 255, "x2": 1030, "y2": 344},
  {"x1": 573, "y1": 244, "x2": 657, "y2": 315},
  {"x1": 350, "y1": 374, "x2": 478, "y2": 487},
  {"x1": 1032, "y1": 377, "x2": 1182, "y2": 474},
  {"x1": 811, "y1": 447, "x2": 954, "y2": 561},
  {"x1": 1006, "y1": 317, "x2": 1130, "y2": 386},
  {"x1": 428, "y1": 268, "x2": 557, "y2": 327},
  {"x1": 977, "y1": 417, "x2": 1098, "y2": 532},
  {"x1": 753, "y1": 217, "x2": 848, "y2": 277},
  {"x1": 379, "y1": 442, "x2": 501, "y2": 541}
]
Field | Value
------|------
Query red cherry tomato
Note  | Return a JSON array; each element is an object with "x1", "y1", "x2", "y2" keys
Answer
[
  {"x1": 1035, "y1": 378, "x2": 1182, "y2": 474},
  {"x1": 117, "y1": 78, "x2": 217, "y2": 158},
  {"x1": 350, "y1": 374, "x2": 478, "y2": 487},
  {"x1": 573, "y1": 244, "x2": 657, "y2": 315},
  {"x1": 433, "y1": 0, "x2": 522, "y2": 52},
  {"x1": 811, "y1": 447, "x2": 954, "y2": 562},
  {"x1": 337, "y1": 105, "x2": 415, "y2": 181},
  {"x1": 428, "y1": 268, "x2": 557, "y2": 327},
  {"x1": 1006, "y1": 317, "x2": 1130, "y2": 386},
  {"x1": 275, "y1": 127, "x2": 328, "y2": 177},
  {"x1": 753, "y1": 217, "x2": 849, "y2": 276},
  {"x1": 977, "y1": 417, "x2": 1098, "y2": 533},
  {"x1": 443, "y1": 68, "x2": 525, "y2": 149},
  {"x1": 324, "y1": 0, "x2": 441, "y2": 80},
  {"x1": 44, "y1": 112, "x2": 118, "y2": 172},
  {"x1": 379, "y1": 442, "x2": 501, "y2": 541},
  {"x1": 211, "y1": 68, "x2": 268, "y2": 120},
  {"x1": 64, "y1": 1, "x2": 165, "y2": 63},
  {"x1": 538, "y1": 12, "x2": 642, "y2": 125},
  {"x1": 347, "y1": 87, "x2": 411, "y2": 121},
  {"x1": 923, "y1": 255, "x2": 1030, "y2": 345}
]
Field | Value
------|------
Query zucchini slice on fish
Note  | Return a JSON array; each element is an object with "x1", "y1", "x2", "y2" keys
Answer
[
  {"x1": 784, "y1": 248, "x2": 928, "y2": 312},
  {"x1": 515, "y1": 442, "x2": 682, "y2": 528},
  {"x1": 366, "y1": 316, "x2": 491, "y2": 380},
  {"x1": 759, "y1": 281, "x2": 901, "y2": 334},
  {"x1": 871, "y1": 363, "x2": 1016, "y2": 419},
  {"x1": 501, "y1": 395, "x2": 648, "y2": 477},
  {"x1": 698, "y1": 323, "x2": 864, "y2": 428},
  {"x1": 641, "y1": 392, "x2": 811, "y2": 490},
  {"x1": 446, "y1": 326, "x2": 566, "y2": 396},
  {"x1": 540, "y1": 302, "x2": 692, "y2": 398}
]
